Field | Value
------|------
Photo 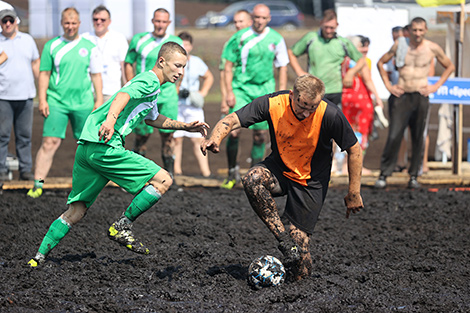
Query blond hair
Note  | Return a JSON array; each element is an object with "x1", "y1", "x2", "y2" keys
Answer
[{"x1": 293, "y1": 75, "x2": 325, "y2": 100}]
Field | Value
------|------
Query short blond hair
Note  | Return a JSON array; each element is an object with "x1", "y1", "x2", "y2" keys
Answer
[
  {"x1": 158, "y1": 42, "x2": 187, "y2": 60},
  {"x1": 293, "y1": 75, "x2": 325, "y2": 100},
  {"x1": 61, "y1": 7, "x2": 80, "y2": 21}
]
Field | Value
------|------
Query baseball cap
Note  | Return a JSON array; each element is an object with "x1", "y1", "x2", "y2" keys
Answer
[{"x1": 0, "y1": 9, "x2": 17, "y2": 21}]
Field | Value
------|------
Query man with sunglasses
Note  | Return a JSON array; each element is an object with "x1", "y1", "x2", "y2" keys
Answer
[
  {"x1": 82, "y1": 5, "x2": 128, "y2": 103},
  {"x1": 201, "y1": 74, "x2": 364, "y2": 281},
  {"x1": 0, "y1": 9, "x2": 40, "y2": 182}
]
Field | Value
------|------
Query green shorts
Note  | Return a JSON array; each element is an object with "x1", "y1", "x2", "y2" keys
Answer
[
  {"x1": 43, "y1": 104, "x2": 93, "y2": 139},
  {"x1": 230, "y1": 84, "x2": 274, "y2": 131},
  {"x1": 134, "y1": 98, "x2": 179, "y2": 136},
  {"x1": 67, "y1": 141, "x2": 161, "y2": 207}
]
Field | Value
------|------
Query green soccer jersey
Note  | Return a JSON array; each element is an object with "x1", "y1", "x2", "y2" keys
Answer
[
  {"x1": 39, "y1": 35, "x2": 102, "y2": 110},
  {"x1": 125, "y1": 32, "x2": 183, "y2": 104},
  {"x1": 290, "y1": 31, "x2": 363, "y2": 94},
  {"x1": 79, "y1": 71, "x2": 162, "y2": 148},
  {"x1": 222, "y1": 27, "x2": 289, "y2": 90}
]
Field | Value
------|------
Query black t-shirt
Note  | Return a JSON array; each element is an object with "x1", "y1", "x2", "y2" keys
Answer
[{"x1": 236, "y1": 90, "x2": 357, "y2": 184}]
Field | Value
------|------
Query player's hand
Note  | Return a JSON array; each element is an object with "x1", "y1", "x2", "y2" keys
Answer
[
  {"x1": 186, "y1": 121, "x2": 210, "y2": 137},
  {"x1": 418, "y1": 85, "x2": 437, "y2": 97},
  {"x1": 39, "y1": 100, "x2": 49, "y2": 118},
  {"x1": 226, "y1": 91, "x2": 236, "y2": 108},
  {"x1": 389, "y1": 85, "x2": 405, "y2": 97},
  {"x1": 98, "y1": 121, "x2": 115, "y2": 143},
  {"x1": 200, "y1": 139, "x2": 219, "y2": 156},
  {"x1": 344, "y1": 191, "x2": 364, "y2": 218}
]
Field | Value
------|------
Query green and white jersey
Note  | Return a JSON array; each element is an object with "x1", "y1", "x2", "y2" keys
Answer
[
  {"x1": 222, "y1": 27, "x2": 289, "y2": 89},
  {"x1": 40, "y1": 35, "x2": 103, "y2": 110},
  {"x1": 125, "y1": 32, "x2": 183, "y2": 104},
  {"x1": 290, "y1": 31, "x2": 363, "y2": 94},
  {"x1": 79, "y1": 71, "x2": 161, "y2": 148}
]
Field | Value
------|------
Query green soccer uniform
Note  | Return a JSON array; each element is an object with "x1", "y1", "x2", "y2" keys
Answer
[
  {"x1": 68, "y1": 71, "x2": 164, "y2": 207},
  {"x1": 125, "y1": 32, "x2": 183, "y2": 134},
  {"x1": 290, "y1": 31, "x2": 363, "y2": 94},
  {"x1": 40, "y1": 35, "x2": 102, "y2": 110},
  {"x1": 222, "y1": 27, "x2": 289, "y2": 129}
]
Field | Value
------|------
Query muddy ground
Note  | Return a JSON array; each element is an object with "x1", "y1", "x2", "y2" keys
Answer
[{"x1": 1, "y1": 184, "x2": 470, "y2": 312}]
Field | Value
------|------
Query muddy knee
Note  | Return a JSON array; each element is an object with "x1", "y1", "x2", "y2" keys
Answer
[{"x1": 242, "y1": 167, "x2": 268, "y2": 188}]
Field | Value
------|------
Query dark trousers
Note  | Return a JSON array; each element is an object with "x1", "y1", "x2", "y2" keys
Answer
[
  {"x1": 0, "y1": 99, "x2": 33, "y2": 174},
  {"x1": 380, "y1": 92, "x2": 429, "y2": 177}
]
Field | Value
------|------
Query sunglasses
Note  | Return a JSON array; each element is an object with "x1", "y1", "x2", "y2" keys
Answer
[
  {"x1": 1, "y1": 17, "x2": 14, "y2": 24},
  {"x1": 93, "y1": 18, "x2": 107, "y2": 22}
]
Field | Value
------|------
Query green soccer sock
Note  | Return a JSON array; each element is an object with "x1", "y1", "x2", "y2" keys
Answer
[
  {"x1": 124, "y1": 185, "x2": 162, "y2": 222},
  {"x1": 37, "y1": 217, "x2": 71, "y2": 256},
  {"x1": 34, "y1": 179, "x2": 44, "y2": 189},
  {"x1": 226, "y1": 136, "x2": 239, "y2": 170},
  {"x1": 251, "y1": 142, "x2": 265, "y2": 166}
]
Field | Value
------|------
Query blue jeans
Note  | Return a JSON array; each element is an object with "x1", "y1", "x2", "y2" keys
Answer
[{"x1": 0, "y1": 99, "x2": 33, "y2": 174}]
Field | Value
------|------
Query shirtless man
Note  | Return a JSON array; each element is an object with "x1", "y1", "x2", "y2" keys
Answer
[{"x1": 375, "y1": 17, "x2": 454, "y2": 189}]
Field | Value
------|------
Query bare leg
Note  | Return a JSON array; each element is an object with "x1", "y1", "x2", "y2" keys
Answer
[
  {"x1": 173, "y1": 137, "x2": 183, "y2": 176},
  {"x1": 289, "y1": 225, "x2": 312, "y2": 280},
  {"x1": 34, "y1": 137, "x2": 62, "y2": 181},
  {"x1": 191, "y1": 137, "x2": 211, "y2": 177},
  {"x1": 242, "y1": 166, "x2": 285, "y2": 237},
  {"x1": 61, "y1": 201, "x2": 88, "y2": 225},
  {"x1": 422, "y1": 135, "x2": 429, "y2": 173}
]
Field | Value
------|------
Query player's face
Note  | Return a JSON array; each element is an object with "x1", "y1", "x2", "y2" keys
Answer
[
  {"x1": 152, "y1": 11, "x2": 171, "y2": 37},
  {"x1": 320, "y1": 19, "x2": 338, "y2": 40},
  {"x1": 252, "y1": 6, "x2": 270, "y2": 33},
  {"x1": 234, "y1": 12, "x2": 252, "y2": 30},
  {"x1": 61, "y1": 12, "x2": 80, "y2": 40},
  {"x1": 290, "y1": 91, "x2": 322, "y2": 121},
  {"x1": 410, "y1": 21, "x2": 427, "y2": 44},
  {"x1": 92, "y1": 10, "x2": 111, "y2": 36},
  {"x1": 161, "y1": 52, "x2": 187, "y2": 83},
  {"x1": 0, "y1": 15, "x2": 16, "y2": 36}
]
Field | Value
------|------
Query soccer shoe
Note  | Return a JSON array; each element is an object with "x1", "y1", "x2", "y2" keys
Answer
[
  {"x1": 27, "y1": 187, "x2": 43, "y2": 198},
  {"x1": 408, "y1": 176, "x2": 420, "y2": 189},
  {"x1": 278, "y1": 239, "x2": 300, "y2": 265},
  {"x1": 220, "y1": 178, "x2": 237, "y2": 190},
  {"x1": 374, "y1": 176, "x2": 387, "y2": 189},
  {"x1": 108, "y1": 223, "x2": 149, "y2": 255},
  {"x1": 28, "y1": 253, "x2": 45, "y2": 267}
]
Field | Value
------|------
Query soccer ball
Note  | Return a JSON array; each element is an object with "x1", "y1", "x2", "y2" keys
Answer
[{"x1": 248, "y1": 255, "x2": 286, "y2": 288}]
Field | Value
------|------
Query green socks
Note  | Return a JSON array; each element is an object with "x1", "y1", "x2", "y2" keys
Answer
[
  {"x1": 251, "y1": 142, "x2": 265, "y2": 166},
  {"x1": 34, "y1": 179, "x2": 44, "y2": 189},
  {"x1": 124, "y1": 185, "x2": 161, "y2": 222},
  {"x1": 38, "y1": 217, "x2": 71, "y2": 256},
  {"x1": 226, "y1": 136, "x2": 239, "y2": 169}
]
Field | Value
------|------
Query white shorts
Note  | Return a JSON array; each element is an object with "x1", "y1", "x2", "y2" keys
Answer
[{"x1": 173, "y1": 105, "x2": 205, "y2": 138}]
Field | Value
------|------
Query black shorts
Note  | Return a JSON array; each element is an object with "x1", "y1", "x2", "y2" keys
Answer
[{"x1": 259, "y1": 158, "x2": 328, "y2": 235}]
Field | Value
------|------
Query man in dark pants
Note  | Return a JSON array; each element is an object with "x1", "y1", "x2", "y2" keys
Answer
[{"x1": 375, "y1": 17, "x2": 454, "y2": 189}]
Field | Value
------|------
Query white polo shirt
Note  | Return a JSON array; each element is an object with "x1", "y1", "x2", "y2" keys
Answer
[
  {"x1": 0, "y1": 31, "x2": 39, "y2": 100},
  {"x1": 82, "y1": 29, "x2": 128, "y2": 96}
]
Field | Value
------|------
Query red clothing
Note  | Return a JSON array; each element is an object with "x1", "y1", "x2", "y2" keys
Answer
[{"x1": 341, "y1": 58, "x2": 374, "y2": 149}]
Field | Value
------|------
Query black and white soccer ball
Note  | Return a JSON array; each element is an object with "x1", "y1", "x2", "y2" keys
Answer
[{"x1": 248, "y1": 255, "x2": 286, "y2": 288}]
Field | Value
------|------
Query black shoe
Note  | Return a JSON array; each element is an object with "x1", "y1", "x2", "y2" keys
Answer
[
  {"x1": 20, "y1": 172, "x2": 34, "y2": 181},
  {"x1": 408, "y1": 176, "x2": 420, "y2": 189},
  {"x1": 278, "y1": 232, "x2": 300, "y2": 265},
  {"x1": 374, "y1": 176, "x2": 387, "y2": 189}
]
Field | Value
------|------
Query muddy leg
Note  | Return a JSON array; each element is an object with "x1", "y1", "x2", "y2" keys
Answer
[
  {"x1": 242, "y1": 166, "x2": 285, "y2": 237},
  {"x1": 290, "y1": 225, "x2": 312, "y2": 280}
]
